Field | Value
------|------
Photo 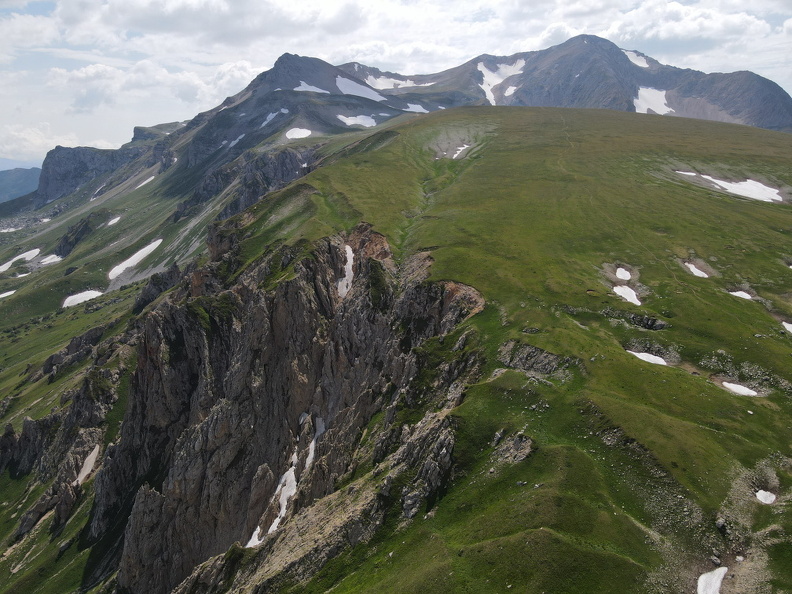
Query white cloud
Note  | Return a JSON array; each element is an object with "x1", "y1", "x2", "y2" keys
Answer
[{"x1": 0, "y1": 123, "x2": 79, "y2": 160}]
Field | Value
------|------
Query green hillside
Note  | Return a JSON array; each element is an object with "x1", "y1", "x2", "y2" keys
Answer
[{"x1": 1, "y1": 107, "x2": 791, "y2": 593}]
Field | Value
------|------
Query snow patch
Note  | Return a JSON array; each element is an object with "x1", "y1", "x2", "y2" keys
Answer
[
  {"x1": 75, "y1": 444, "x2": 100, "y2": 485},
  {"x1": 41, "y1": 218, "x2": 51, "y2": 223},
  {"x1": 246, "y1": 526, "x2": 265, "y2": 548},
  {"x1": 782, "y1": 322, "x2": 792, "y2": 333},
  {"x1": 267, "y1": 457, "x2": 298, "y2": 534},
  {"x1": 616, "y1": 267, "x2": 631, "y2": 280},
  {"x1": 722, "y1": 382, "x2": 758, "y2": 396},
  {"x1": 228, "y1": 133, "x2": 245, "y2": 148},
  {"x1": 685, "y1": 263, "x2": 708, "y2": 278},
  {"x1": 613, "y1": 285, "x2": 641, "y2": 305},
  {"x1": 627, "y1": 351, "x2": 667, "y2": 365},
  {"x1": 477, "y1": 59, "x2": 525, "y2": 105},
  {"x1": 365, "y1": 75, "x2": 434, "y2": 89},
  {"x1": 337, "y1": 245, "x2": 354, "y2": 298},
  {"x1": 0, "y1": 248, "x2": 41, "y2": 272},
  {"x1": 756, "y1": 490, "x2": 776, "y2": 504},
  {"x1": 729, "y1": 291, "x2": 752, "y2": 300},
  {"x1": 40, "y1": 254, "x2": 62, "y2": 265},
  {"x1": 261, "y1": 112, "x2": 279, "y2": 128},
  {"x1": 453, "y1": 144, "x2": 470, "y2": 159},
  {"x1": 108, "y1": 238, "x2": 163, "y2": 280},
  {"x1": 285, "y1": 128, "x2": 312, "y2": 139},
  {"x1": 697, "y1": 567, "x2": 727, "y2": 594},
  {"x1": 337, "y1": 114, "x2": 377, "y2": 127},
  {"x1": 335, "y1": 76, "x2": 386, "y2": 101},
  {"x1": 676, "y1": 171, "x2": 697, "y2": 176},
  {"x1": 701, "y1": 175, "x2": 782, "y2": 202},
  {"x1": 305, "y1": 417, "x2": 326, "y2": 470},
  {"x1": 108, "y1": 216, "x2": 121, "y2": 226},
  {"x1": 504, "y1": 85, "x2": 518, "y2": 97},
  {"x1": 293, "y1": 81, "x2": 329, "y2": 94},
  {"x1": 63, "y1": 290, "x2": 103, "y2": 307},
  {"x1": 404, "y1": 103, "x2": 428, "y2": 113},
  {"x1": 622, "y1": 50, "x2": 649, "y2": 68},
  {"x1": 634, "y1": 87, "x2": 674, "y2": 115},
  {"x1": 0, "y1": 290, "x2": 15, "y2": 299},
  {"x1": 135, "y1": 175, "x2": 155, "y2": 189},
  {"x1": 0, "y1": 227, "x2": 20, "y2": 233}
]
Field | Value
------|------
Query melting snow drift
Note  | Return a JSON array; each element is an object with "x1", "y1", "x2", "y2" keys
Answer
[
  {"x1": 337, "y1": 245, "x2": 354, "y2": 298},
  {"x1": 337, "y1": 115, "x2": 376, "y2": 127},
  {"x1": 404, "y1": 103, "x2": 428, "y2": 113},
  {"x1": 477, "y1": 59, "x2": 525, "y2": 105},
  {"x1": 697, "y1": 566, "x2": 728, "y2": 594},
  {"x1": 722, "y1": 382, "x2": 758, "y2": 396},
  {"x1": 108, "y1": 216, "x2": 121, "y2": 226},
  {"x1": 634, "y1": 87, "x2": 673, "y2": 115},
  {"x1": 615, "y1": 267, "x2": 631, "y2": 280},
  {"x1": 627, "y1": 351, "x2": 667, "y2": 365},
  {"x1": 756, "y1": 490, "x2": 776, "y2": 504},
  {"x1": 685, "y1": 263, "x2": 709, "y2": 278},
  {"x1": 0, "y1": 290, "x2": 15, "y2": 299},
  {"x1": 63, "y1": 290, "x2": 103, "y2": 308},
  {"x1": 293, "y1": 81, "x2": 329, "y2": 94},
  {"x1": 613, "y1": 285, "x2": 641, "y2": 305},
  {"x1": 135, "y1": 175, "x2": 155, "y2": 190},
  {"x1": 729, "y1": 291, "x2": 752, "y2": 300},
  {"x1": 75, "y1": 444, "x2": 100, "y2": 485},
  {"x1": 286, "y1": 128, "x2": 312, "y2": 139},
  {"x1": 108, "y1": 239, "x2": 162, "y2": 280},
  {"x1": 40, "y1": 254, "x2": 62, "y2": 265},
  {"x1": 336, "y1": 76, "x2": 386, "y2": 101},
  {"x1": 622, "y1": 50, "x2": 649, "y2": 68},
  {"x1": 701, "y1": 175, "x2": 782, "y2": 202},
  {"x1": 0, "y1": 248, "x2": 41, "y2": 272}
]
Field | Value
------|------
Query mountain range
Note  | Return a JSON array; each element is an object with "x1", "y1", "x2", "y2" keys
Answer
[{"x1": 0, "y1": 34, "x2": 791, "y2": 594}]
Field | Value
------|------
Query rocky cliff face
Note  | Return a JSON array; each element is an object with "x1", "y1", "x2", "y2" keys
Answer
[
  {"x1": 79, "y1": 224, "x2": 482, "y2": 593},
  {"x1": 36, "y1": 145, "x2": 145, "y2": 206}
]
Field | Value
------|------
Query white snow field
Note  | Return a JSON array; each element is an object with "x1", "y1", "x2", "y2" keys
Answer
[
  {"x1": 404, "y1": 103, "x2": 428, "y2": 113},
  {"x1": 626, "y1": 351, "x2": 667, "y2": 365},
  {"x1": 622, "y1": 50, "x2": 649, "y2": 68},
  {"x1": 0, "y1": 248, "x2": 41, "y2": 272},
  {"x1": 108, "y1": 216, "x2": 121, "y2": 226},
  {"x1": 337, "y1": 115, "x2": 376, "y2": 127},
  {"x1": 135, "y1": 175, "x2": 155, "y2": 189},
  {"x1": 75, "y1": 444, "x2": 100, "y2": 485},
  {"x1": 685, "y1": 263, "x2": 709, "y2": 278},
  {"x1": 0, "y1": 227, "x2": 20, "y2": 233},
  {"x1": 261, "y1": 108, "x2": 289, "y2": 129},
  {"x1": 613, "y1": 285, "x2": 641, "y2": 305},
  {"x1": 453, "y1": 144, "x2": 470, "y2": 159},
  {"x1": 616, "y1": 267, "x2": 631, "y2": 280},
  {"x1": 40, "y1": 254, "x2": 62, "y2": 265},
  {"x1": 336, "y1": 76, "x2": 386, "y2": 101},
  {"x1": 634, "y1": 87, "x2": 674, "y2": 115},
  {"x1": 701, "y1": 175, "x2": 782, "y2": 202},
  {"x1": 722, "y1": 382, "x2": 758, "y2": 396},
  {"x1": 305, "y1": 417, "x2": 326, "y2": 470},
  {"x1": 365, "y1": 75, "x2": 434, "y2": 90},
  {"x1": 285, "y1": 128, "x2": 312, "y2": 139},
  {"x1": 0, "y1": 290, "x2": 15, "y2": 299},
  {"x1": 477, "y1": 59, "x2": 525, "y2": 105},
  {"x1": 729, "y1": 291, "x2": 752, "y2": 300},
  {"x1": 293, "y1": 81, "x2": 329, "y2": 93},
  {"x1": 63, "y1": 290, "x2": 103, "y2": 307},
  {"x1": 783, "y1": 322, "x2": 792, "y2": 333},
  {"x1": 676, "y1": 171, "x2": 697, "y2": 176},
  {"x1": 337, "y1": 245, "x2": 354, "y2": 298},
  {"x1": 756, "y1": 490, "x2": 776, "y2": 504},
  {"x1": 697, "y1": 567, "x2": 728, "y2": 594},
  {"x1": 108, "y1": 238, "x2": 162, "y2": 280},
  {"x1": 228, "y1": 134, "x2": 245, "y2": 148}
]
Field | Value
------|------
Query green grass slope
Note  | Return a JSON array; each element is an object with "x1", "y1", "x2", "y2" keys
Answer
[{"x1": 227, "y1": 107, "x2": 792, "y2": 592}]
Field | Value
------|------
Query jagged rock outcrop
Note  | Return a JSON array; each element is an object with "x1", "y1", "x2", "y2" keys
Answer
[
  {"x1": 498, "y1": 339, "x2": 578, "y2": 377},
  {"x1": 36, "y1": 145, "x2": 145, "y2": 206},
  {"x1": 55, "y1": 213, "x2": 99, "y2": 257},
  {"x1": 0, "y1": 368, "x2": 120, "y2": 540},
  {"x1": 84, "y1": 225, "x2": 482, "y2": 594},
  {"x1": 133, "y1": 263, "x2": 184, "y2": 314}
]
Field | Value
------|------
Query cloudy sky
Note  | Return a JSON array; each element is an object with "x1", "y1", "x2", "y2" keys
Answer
[{"x1": 0, "y1": 0, "x2": 790, "y2": 167}]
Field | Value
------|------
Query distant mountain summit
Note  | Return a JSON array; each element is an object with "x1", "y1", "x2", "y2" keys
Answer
[
  {"x1": 339, "y1": 34, "x2": 792, "y2": 131},
  {"x1": 0, "y1": 167, "x2": 40, "y2": 203}
]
